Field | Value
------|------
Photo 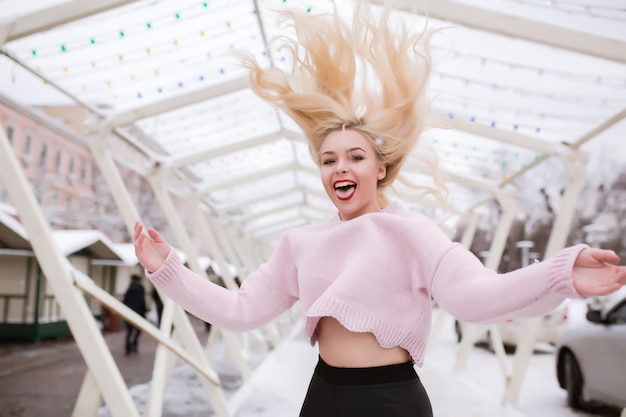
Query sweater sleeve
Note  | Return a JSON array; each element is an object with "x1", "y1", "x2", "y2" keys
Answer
[
  {"x1": 430, "y1": 242, "x2": 587, "y2": 324},
  {"x1": 145, "y1": 234, "x2": 299, "y2": 332}
]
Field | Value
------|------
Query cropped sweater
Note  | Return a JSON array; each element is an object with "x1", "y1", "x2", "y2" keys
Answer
[{"x1": 146, "y1": 202, "x2": 586, "y2": 366}]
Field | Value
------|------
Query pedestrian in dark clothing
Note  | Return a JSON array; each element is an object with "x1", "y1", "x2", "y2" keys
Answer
[
  {"x1": 151, "y1": 286, "x2": 163, "y2": 327},
  {"x1": 123, "y1": 274, "x2": 146, "y2": 355}
]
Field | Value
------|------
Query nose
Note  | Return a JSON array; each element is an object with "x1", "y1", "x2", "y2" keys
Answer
[{"x1": 336, "y1": 159, "x2": 348, "y2": 174}]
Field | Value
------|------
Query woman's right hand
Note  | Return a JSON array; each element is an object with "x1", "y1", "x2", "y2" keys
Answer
[{"x1": 134, "y1": 221, "x2": 171, "y2": 273}]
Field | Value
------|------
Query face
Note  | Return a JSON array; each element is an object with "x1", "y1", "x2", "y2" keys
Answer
[{"x1": 320, "y1": 129, "x2": 386, "y2": 221}]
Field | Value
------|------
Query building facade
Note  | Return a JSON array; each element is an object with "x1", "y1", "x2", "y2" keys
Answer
[{"x1": 0, "y1": 94, "x2": 157, "y2": 340}]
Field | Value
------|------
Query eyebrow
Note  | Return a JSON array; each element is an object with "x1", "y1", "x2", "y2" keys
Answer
[{"x1": 321, "y1": 147, "x2": 367, "y2": 156}]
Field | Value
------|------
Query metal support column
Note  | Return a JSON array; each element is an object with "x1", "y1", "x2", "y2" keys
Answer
[
  {"x1": 504, "y1": 149, "x2": 589, "y2": 404},
  {"x1": 146, "y1": 167, "x2": 252, "y2": 380},
  {"x1": 188, "y1": 192, "x2": 267, "y2": 358},
  {"x1": 454, "y1": 187, "x2": 518, "y2": 375}
]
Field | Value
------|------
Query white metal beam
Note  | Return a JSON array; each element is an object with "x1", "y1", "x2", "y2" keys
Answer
[
  {"x1": 250, "y1": 217, "x2": 315, "y2": 241},
  {"x1": 105, "y1": 76, "x2": 250, "y2": 128},
  {"x1": 0, "y1": 0, "x2": 135, "y2": 44},
  {"x1": 283, "y1": 127, "x2": 307, "y2": 143},
  {"x1": 237, "y1": 201, "x2": 303, "y2": 225},
  {"x1": 168, "y1": 131, "x2": 284, "y2": 170},
  {"x1": 301, "y1": 200, "x2": 336, "y2": 217},
  {"x1": 454, "y1": 186, "x2": 519, "y2": 374},
  {"x1": 573, "y1": 109, "x2": 626, "y2": 148},
  {"x1": 428, "y1": 111, "x2": 563, "y2": 155},
  {"x1": 215, "y1": 185, "x2": 304, "y2": 213},
  {"x1": 304, "y1": 187, "x2": 331, "y2": 201},
  {"x1": 247, "y1": 213, "x2": 309, "y2": 235},
  {"x1": 197, "y1": 162, "x2": 300, "y2": 194},
  {"x1": 402, "y1": 164, "x2": 500, "y2": 195},
  {"x1": 147, "y1": 165, "x2": 252, "y2": 380},
  {"x1": 504, "y1": 148, "x2": 589, "y2": 405},
  {"x1": 84, "y1": 122, "x2": 142, "y2": 237},
  {"x1": 384, "y1": 0, "x2": 626, "y2": 63},
  {"x1": 210, "y1": 185, "x2": 328, "y2": 224}
]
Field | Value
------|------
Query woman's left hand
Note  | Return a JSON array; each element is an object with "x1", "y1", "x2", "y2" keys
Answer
[{"x1": 572, "y1": 248, "x2": 626, "y2": 297}]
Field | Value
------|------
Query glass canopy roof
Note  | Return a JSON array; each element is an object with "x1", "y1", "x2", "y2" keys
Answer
[{"x1": 1, "y1": 0, "x2": 624, "y2": 243}]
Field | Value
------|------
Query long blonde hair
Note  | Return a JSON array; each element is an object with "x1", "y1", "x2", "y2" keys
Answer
[{"x1": 241, "y1": 1, "x2": 446, "y2": 206}]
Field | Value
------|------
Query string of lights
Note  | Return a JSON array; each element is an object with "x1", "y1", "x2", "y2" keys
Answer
[
  {"x1": 431, "y1": 94, "x2": 609, "y2": 125},
  {"x1": 432, "y1": 45, "x2": 626, "y2": 89},
  {"x1": 433, "y1": 72, "x2": 624, "y2": 108},
  {"x1": 20, "y1": 1, "x2": 243, "y2": 58}
]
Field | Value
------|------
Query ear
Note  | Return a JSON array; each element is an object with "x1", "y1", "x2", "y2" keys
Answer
[{"x1": 377, "y1": 163, "x2": 386, "y2": 181}]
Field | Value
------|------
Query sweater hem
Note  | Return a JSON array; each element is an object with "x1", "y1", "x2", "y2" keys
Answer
[{"x1": 304, "y1": 296, "x2": 428, "y2": 366}]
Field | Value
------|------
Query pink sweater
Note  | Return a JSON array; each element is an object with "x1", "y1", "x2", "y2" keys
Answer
[{"x1": 147, "y1": 202, "x2": 585, "y2": 366}]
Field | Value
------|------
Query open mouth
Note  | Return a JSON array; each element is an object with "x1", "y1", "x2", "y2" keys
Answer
[{"x1": 334, "y1": 180, "x2": 356, "y2": 201}]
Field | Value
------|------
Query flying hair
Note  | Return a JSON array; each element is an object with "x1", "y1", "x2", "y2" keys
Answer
[{"x1": 240, "y1": 0, "x2": 447, "y2": 207}]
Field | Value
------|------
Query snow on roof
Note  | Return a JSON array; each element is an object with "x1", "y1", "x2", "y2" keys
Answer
[
  {"x1": 51, "y1": 229, "x2": 124, "y2": 260},
  {"x1": 0, "y1": 205, "x2": 126, "y2": 259},
  {"x1": 111, "y1": 242, "x2": 140, "y2": 266},
  {"x1": 112, "y1": 242, "x2": 211, "y2": 269},
  {"x1": 0, "y1": 210, "x2": 126, "y2": 260}
]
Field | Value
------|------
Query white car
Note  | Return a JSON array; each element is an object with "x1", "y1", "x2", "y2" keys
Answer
[
  {"x1": 555, "y1": 291, "x2": 626, "y2": 414},
  {"x1": 454, "y1": 304, "x2": 569, "y2": 353}
]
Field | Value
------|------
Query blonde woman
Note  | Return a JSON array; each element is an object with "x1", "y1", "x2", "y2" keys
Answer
[{"x1": 134, "y1": 3, "x2": 626, "y2": 415}]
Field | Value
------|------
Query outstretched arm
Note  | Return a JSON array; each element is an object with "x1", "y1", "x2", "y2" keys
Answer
[
  {"x1": 432, "y1": 243, "x2": 625, "y2": 325},
  {"x1": 133, "y1": 221, "x2": 299, "y2": 331},
  {"x1": 572, "y1": 248, "x2": 626, "y2": 297}
]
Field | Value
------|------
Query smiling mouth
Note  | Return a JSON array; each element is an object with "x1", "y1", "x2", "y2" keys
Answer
[{"x1": 334, "y1": 180, "x2": 356, "y2": 201}]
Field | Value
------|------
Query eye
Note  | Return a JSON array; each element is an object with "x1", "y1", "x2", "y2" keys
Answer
[
  {"x1": 322, "y1": 158, "x2": 335, "y2": 165},
  {"x1": 350, "y1": 155, "x2": 364, "y2": 162}
]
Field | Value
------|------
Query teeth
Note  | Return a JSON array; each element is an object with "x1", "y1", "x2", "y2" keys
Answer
[{"x1": 335, "y1": 181, "x2": 354, "y2": 189}]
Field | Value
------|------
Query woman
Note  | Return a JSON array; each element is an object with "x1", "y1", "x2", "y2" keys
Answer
[{"x1": 134, "y1": 2, "x2": 626, "y2": 416}]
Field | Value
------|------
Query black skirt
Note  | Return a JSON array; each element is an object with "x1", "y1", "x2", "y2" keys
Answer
[{"x1": 299, "y1": 356, "x2": 433, "y2": 417}]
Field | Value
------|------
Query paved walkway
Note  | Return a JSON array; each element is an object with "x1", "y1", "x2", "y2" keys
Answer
[{"x1": 0, "y1": 316, "x2": 210, "y2": 417}]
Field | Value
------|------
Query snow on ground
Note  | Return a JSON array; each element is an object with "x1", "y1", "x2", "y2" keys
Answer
[{"x1": 100, "y1": 301, "x2": 603, "y2": 417}]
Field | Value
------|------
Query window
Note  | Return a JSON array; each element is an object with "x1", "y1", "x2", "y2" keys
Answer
[
  {"x1": 39, "y1": 143, "x2": 48, "y2": 168},
  {"x1": 24, "y1": 134, "x2": 32, "y2": 156},
  {"x1": 6, "y1": 125, "x2": 14, "y2": 144},
  {"x1": 55, "y1": 148, "x2": 63, "y2": 174},
  {"x1": 68, "y1": 155, "x2": 75, "y2": 175},
  {"x1": 80, "y1": 158, "x2": 88, "y2": 181}
]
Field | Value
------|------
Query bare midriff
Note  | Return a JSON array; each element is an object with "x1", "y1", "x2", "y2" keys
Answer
[{"x1": 316, "y1": 316, "x2": 411, "y2": 367}]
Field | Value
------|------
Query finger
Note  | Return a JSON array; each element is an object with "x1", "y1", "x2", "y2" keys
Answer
[
  {"x1": 134, "y1": 240, "x2": 143, "y2": 259},
  {"x1": 593, "y1": 249, "x2": 620, "y2": 265},
  {"x1": 603, "y1": 282, "x2": 622, "y2": 294},
  {"x1": 148, "y1": 228, "x2": 166, "y2": 243},
  {"x1": 617, "y1": 266, "x2": 626, "y2": 285},
  {"x1": 133, "y1": 222, "x2": 143, "y2": 241}
]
